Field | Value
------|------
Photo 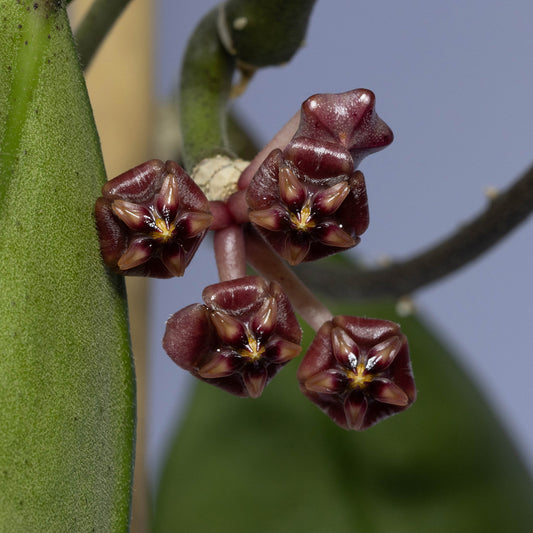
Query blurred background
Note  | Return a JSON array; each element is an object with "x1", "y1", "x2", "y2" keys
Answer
[{"x1": 77, "y1": 0, "x2": 533, "y2": 503}]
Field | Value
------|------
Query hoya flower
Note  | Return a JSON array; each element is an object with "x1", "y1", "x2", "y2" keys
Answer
[
  {"x1": 245, "y1": 89, "x2": 391, "y2": 265},
  {"x1": 247, "y1": 149, "x2": 369, "y2": 264},
  {"x1": 97, "y1": 88, "x2": 413, "y2": 430},
  {"x1": 298, "y1": 316, "x2": 416, "y2": 430},
  {"x1": 163, "y1": 276, "x2": 302, "y2": 398},
  {"x1": 95, "y1": 159, "x2": 213, "y2": 278}
]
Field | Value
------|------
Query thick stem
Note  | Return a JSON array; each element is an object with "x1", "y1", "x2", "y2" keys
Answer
[
  {"x1": 179, "y1": 9, "x2": 235, "y2": 172},
  {"x1": 214, "y1": 225, "x2": 247, "y2": 281},
  {"x1": 298, "y1": 163, "x2": 533, "y2": 300},
  {"x1": 74, "y1": 0, "x2": 133, "y2": 69},
  {"x1": 245, "y1": 226, "x2": 332, "y2": 331}
]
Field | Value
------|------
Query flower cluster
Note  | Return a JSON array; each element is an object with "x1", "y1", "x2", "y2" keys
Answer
[{"x1": 95, "y1": 89, "x2": 416, "y2": 430}]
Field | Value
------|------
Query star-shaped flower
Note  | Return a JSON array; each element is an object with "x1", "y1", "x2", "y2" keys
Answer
[
  {"x1": 247, "y1": 150, "x2": 369, "y2": 264},
  {"x1": 298, "y1": 316, "x2": 416, "y2": 430},
  {"x1": 163, "y1": 276, "x2": 302, "y2": 398},
  {"x1": 95, "y1": 159, "x2": 213, "y2": 278}
]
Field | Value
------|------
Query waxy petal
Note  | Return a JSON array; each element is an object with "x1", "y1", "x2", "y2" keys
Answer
[
  {"x1": 304, "y1": 369, "x2": 345, "y2": 395},
  {"x1": 161, "y1": 247, "x2": 186, "y2": 277},
  {"x1": 284, "y1": 238, "x2": 310, "y2": 265},
  {"x1": 369, "y1": 378, "x2": 409, "y2": 406},
  {"x1": 210, "y1": 310, "x2": 247, "y2": 346},
  {"x1": 156, "y1": 173, "x2": 180, "y2": 219},
  {"x1": 117, "y1": 238, "x2": 152, "y2": 270},
  {"x1": 278, "y1": 164, "x2": 306, "y2": 207},
  {"x1": 318, "y1": 223, "x2": 357, "y2": 248},
  {"x1": 243, "y1": 367, "x2": 268, "y2": 399},
  {"x1": 331, "y1": 326, "x2": 360, "y2": 368},
  {"x1": 180, "y1": 211, "x2": 214, "y2": 237},
  {"x1": 111, "y1": 199, "x2": 152, "y2": 232},
  {"x1": 249, "y1": 207, "x2": 285, "y2": 231},
  {"x1": 268, "y1": 338, "x2": 302, "y2": 364},
  {"x1": 313, "y1": 181, "x2": 350, "y2": 216},
  {"x1": 366, "y1": 336, "x2": 402, "y2": 373},
  {"x1": 250, "y1": 296, "x2": 277, "y2": 340},
  {"x1": 198, "y1": 353, "x2": 236, "y2": 379},
  {"x1": 344, "y1": 391, "x2": 368, "y2": 431}
]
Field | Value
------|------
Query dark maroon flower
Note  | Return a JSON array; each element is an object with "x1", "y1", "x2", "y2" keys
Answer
[
  {"x1": 247, "y1": 149, "x2": 369, "y2": 264},
  {"x1": 95, "y1": 159, "x2": 213, "y2": 278},
  {"x1": 163, "y1": 276, "x2": 302, "y2": 398},
  {"x1": 297, "y1": 316, "x2": 416, "y2": 430},
  {"x1": 284, "y1": 88, "x2": 394, "y2": 176}
]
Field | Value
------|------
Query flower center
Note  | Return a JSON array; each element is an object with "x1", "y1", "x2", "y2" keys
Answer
[
  {"x1": 289, "y1": 203, "x2": 315, "y2": 231},
  {"x1": 152, "y1": 216, "x2": 175, "y2": 241},
  {"x1": 239, "y1": 334, "x2": 266, "y2": 361},
  {"x1": 346, "y1": 363, "x2": 373, "y2": 389}
]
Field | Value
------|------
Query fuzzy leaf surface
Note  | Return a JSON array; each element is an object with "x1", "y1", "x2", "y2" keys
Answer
[{"x1": 0, "y1": 3, "x2": 134, "y2": 530}]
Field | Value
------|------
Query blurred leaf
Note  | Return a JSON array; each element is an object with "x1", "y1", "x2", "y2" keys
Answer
[
  {"x1": 0, "y1": 4, "x2": 134, "y2": 530},
  {"x1": 154, "y1": 300, "x2": 533, "y2": 532}
]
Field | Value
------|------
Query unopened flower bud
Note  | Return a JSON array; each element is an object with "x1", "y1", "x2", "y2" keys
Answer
[{"x1": 284, "y1": 88, "x2": 394, "y2": 175}]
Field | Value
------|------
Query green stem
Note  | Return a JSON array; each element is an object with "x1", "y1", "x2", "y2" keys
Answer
[
  {"x1": 74, "y1": 0, "x2": 133, "y2": 69},
  {"x1": 179, "y1": 8, "x2": 235, "y2": 172}
]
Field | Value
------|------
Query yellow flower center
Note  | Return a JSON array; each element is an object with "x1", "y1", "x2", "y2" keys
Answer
[
  {"x1": 239, "y1": 335, "x2": 266, "y2": 361},
  {"x1": 346, "y1": 363, "x2": 373, "y2": 389},
  {"x1": 289, "y1": 203, "x2": 315, "y2": 231},
  {"x1": 152, "y1": 217, "x2": 175, "y2": 241}
]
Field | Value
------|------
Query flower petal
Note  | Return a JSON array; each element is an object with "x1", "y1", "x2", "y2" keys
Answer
[
  {"x1": 304, "y1": 369, "x2": 345, "y2": 395},
  {"x1": 369, "y1": 377, "x2": 409, "y2": 406},
  {"x1": 249, "y1": 207, "x2": 285, "y2": 231},
  {"x1": 313, "y1": 181, "x2": 350, "y2": 216},
  {"x1": 156, "y1": 173, "x2": 180, "y2": 219},
  {"x1": 268, "y1": 338, "x2": 302, "y2": 364},
  {"x1": 331, "y1": 326, "x2": 359, "y2": 369},
  {"x1": 210, "y1": 310, "x2": 247, "y2": 346},
  {"x1": 278, "y1": 164, "x2": 306, "y2": 207},
  {"x1": 117, "y1": 238, "x2": 153, "y2": 270},
  {"x1": 198, "y1": 353, "x2": 236, "y2": 379},
  {"x1": 366, "y1": 336, "x2": 402, "y2": 373},
  {"x1": 318, "y1": 222, "x2": 357, "y2": 248},
  {"x1": 344, "y1": 390, "x2": 368, "y2": 431},
  {"x1": 250, "y1": 296, "x2": 277, "y2": 340},
  {"x1": 242, "y1": 367, "x2": 269, "y2": 399},
  {"x1": 111, "y1": 199, "x2": 152, "y2": 231},
  {"x1": 161, "y1": 247, "x2": 186, "y2": 277},
  {"x1": 180, "y1": 211, "x2": 213, "y2": 237},
  {"x1": 283, "y1": 237, "x2": 310, "y2": 265}
]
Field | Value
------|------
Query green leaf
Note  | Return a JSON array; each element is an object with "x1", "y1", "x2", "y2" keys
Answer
[
  {"x1": 154, "y1": 300, "x2": 533, "y2": 532},
  {"x1": 0, "y1": 3, "x2": 134, "y2": 530}
]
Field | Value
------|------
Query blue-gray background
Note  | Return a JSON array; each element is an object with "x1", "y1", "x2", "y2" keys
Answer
[{"x1": 149, "y1": 0, "x2": 533, "y2": 485}]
